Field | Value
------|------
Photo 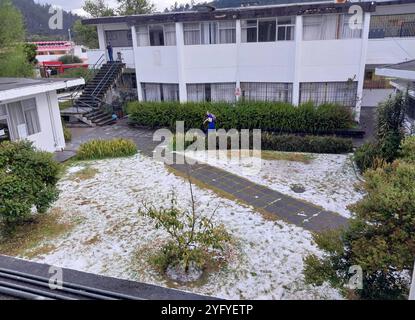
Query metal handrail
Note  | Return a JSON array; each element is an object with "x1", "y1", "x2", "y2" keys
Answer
[{"x1": 91, "y1": 62, "x2": 121, "y2": 97}]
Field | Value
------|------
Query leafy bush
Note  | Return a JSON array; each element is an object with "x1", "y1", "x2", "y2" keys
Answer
[
  {"x1": 261, "y1": 134, "x2": 353, "y2": 154},
  {"x1": 58, "y1": 55, "x2": 82, "y2": 64},
  {"x1": 171, "y1": 133, "x2": 353, "y2": 154},
  {"x1": 61, "y1": 119, "x2": 71, "y2": 142},
  {"x1": 0, "y1": 141, "x2": 61, "y2": 228},
  {"x1": 354, "y1": 93, "x2": 407, "y2": 172},
  {"x1": 354, "y1": 142, "x2": 380, "y2": 172},
  {"x1": 56, "y1": 67, "x2": 93, "y2": 79},
  {"x1": 140, "y1": 183, "x2": 230, "y2": 278},
  {"x1": 127, "y1": 101, "x2": 354, "y2": 133},
  {"x1": 76, "y1": 138, "x2": 137, "y2": 160},
  {"x1": 304, "y1": 150, "x2": 415, "y2": 299},
  {"x1": 400, "y1": 136, "x2": 415, "y2": 163}
]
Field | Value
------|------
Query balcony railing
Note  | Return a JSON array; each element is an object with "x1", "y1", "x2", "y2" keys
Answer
[{"x1": 363, "y1": 79, "x2": 393, "y2": 89}]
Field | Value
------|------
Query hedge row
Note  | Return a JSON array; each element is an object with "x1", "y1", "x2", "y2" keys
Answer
[
  {"x1": 127, "y1": 101, "x2": 354, "y2": 134},
  {"x1": 172, "y1": 133, "x2": 353, "y2": 154}
]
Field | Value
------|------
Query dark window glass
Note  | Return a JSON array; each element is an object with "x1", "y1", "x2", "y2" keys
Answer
[
  {"x1": 258, "y1": 20, "x2": 276, "y2": 42},
  {"x1": 149, "y1": 25, "x2": 164, "y2": 46}
]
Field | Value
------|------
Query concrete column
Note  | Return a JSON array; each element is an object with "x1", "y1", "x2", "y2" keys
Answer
[
  {"x1": 131, "y1": 25, "x2": 143, "y2": 101},
  {"x1": 97, "y1": 25, "x2": 106, "y2": 51},
  {"x1": 355, "y1": 12, "x2": 371, "y2": 122},
  {"x1": 175, "y1": 22, "x2": 187, "y2": 102},
  {"x1": 235, "y1": 19, "x2": 242, "y2": 101},
  {"x1": 292, "y1": 15, "x2": 303, "y2": 106}
]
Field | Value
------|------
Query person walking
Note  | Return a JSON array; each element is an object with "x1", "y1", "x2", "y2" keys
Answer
[
  {"x1": 203, "y1": 111, "x2": 216, "y2": 133},
  {"x1": 106, "y1": 42, "x2": 114, "y2": 62}
]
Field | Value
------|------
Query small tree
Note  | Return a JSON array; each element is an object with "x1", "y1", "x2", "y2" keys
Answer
[
  {"x1": 139, "y1": 176, "x2": 230, "y2": 277},
  {"x1": 0, "y1": 141, "x2": 61, "y2": 230},
  {"x1": 304, "y1": 145, "x2": 415, "y2": 299},
  {"x1": 354, "y1": 92, "x2": 407, "y2": 172},
  {"x1": 58, "y1": 55, "x2": 82, "y2": 64}
]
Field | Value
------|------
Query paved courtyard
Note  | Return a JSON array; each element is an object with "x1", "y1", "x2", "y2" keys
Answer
[{"x1": 56, "y1": 119, "x2": 349, "y2": 233}]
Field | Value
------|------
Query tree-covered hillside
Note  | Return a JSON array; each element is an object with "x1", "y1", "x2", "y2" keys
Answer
[{"x1": 11, "y1": 0, "x2": 80, "y2": 40}]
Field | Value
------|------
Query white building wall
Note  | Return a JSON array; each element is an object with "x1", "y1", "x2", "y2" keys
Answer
[
  {"x1": 299, "y1": 39, "x2": 363, "y2": 82},
  {"x1": 5, "y1": 91, "x2": 65, "y2": 152}
]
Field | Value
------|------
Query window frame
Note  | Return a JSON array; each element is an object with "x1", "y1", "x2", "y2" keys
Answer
[
  {"x1": 104, "y1": 29, "x2": 133, "y2": 47},
  {"x1": 136, "y1": 24, "x2": 177, "y2": 47},
  {"x1": 183, "y1": 21, "x2": 236, "y2": 45},
  {"x1": 242, "y1": 17, "x2": 295, "y2": 43}
]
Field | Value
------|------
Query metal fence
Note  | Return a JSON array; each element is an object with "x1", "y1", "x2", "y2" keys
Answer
[
  {"x1": 299, "y1": 81, "x2": 358, "y2": 107},
  {"x1": 369, "y1": 14, "x2": 415, "y2": 38},
  {"x1": 240, "y1": 82, "x2": 293, "y2": 102}
]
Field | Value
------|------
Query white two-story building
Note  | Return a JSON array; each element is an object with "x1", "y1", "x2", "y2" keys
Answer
[{"x1": 83, "y1": 0, "x2": 415, "y2": 121}]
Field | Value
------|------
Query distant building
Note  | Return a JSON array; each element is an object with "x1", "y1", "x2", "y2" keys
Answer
[
  {"x1": 0, "y1": 77, "x2": 84, "y2": 152},
  {"x1": 83, "y1": 0, "x2": 415, "y2": 121},
  {"x1": 32, "y1": 41, "x2": 89, "y2": 64}
]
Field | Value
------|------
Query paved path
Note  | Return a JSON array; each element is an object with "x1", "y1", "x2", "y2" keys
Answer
[{"x1": 56, "y1": 119, "x2": 348, "y2": 233}]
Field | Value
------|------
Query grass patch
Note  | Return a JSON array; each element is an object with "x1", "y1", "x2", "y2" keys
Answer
[
  {"x1": 76, "y1": 138, "x2": 138, "y2": 160},
  {"x1": 70, "y1": 166, "x2": 99, "y2": 181},
  {"x1": 224, "y1": 150, "x2": 314, "y2": 163},
  {"x1": 0, "y1": 208, "x2": 75, "y2": 258},
  {"x1": 59, "y1": 101, "x2": 72, "y2": 111}
]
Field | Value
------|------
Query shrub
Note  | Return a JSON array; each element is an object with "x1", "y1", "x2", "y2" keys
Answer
[
  {"x1": 140, "y1": 182, "x2": 230, "y2": 278},
  {"x1": 400, "y1": 136, "x2": 415, "y2": 163},
  {"x1": 61, "y1": 119, "x2": 71, "y2": 142},
  {"x1": 58, "y1": 55, "x2": 82, "y2": 64},
  {"x1": 261, "y1": 134, "x2": 353, "y2": 154},
  {"x1": 304, "y1": 153, "x2": 415, "y2": 299},
  {"x1": 76, "y1": 138, "x2": 137, "y2": 160},
  {"x1": 354, "y1": 93, "x2": 408, "y2": 173},
  {"x1": 354, "y1": 142, "x2": 380, "y2": 172},
  {"x1": 127, "y1": 101, "x2": 354, "y2": 133},
  {"x1": 171, "y1": 133, "x2": 353, "y2": 154},
  {"x1": 0, "y1": 141, "x2": 61, "y2": 228}
]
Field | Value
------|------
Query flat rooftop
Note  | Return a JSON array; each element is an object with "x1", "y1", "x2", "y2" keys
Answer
[
  {"x1": 82, "y1": 0, "x2": 379, "y2": 25},
  {"x1": 0, "y1": 78, "x2": 80, "y2": 92},
  {"x1": 0, "y1": 78, "x2": 85, "y2": 102}
]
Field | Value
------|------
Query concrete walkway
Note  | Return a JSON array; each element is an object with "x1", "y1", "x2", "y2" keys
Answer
[{"x1": 56, "y1": 119, "x2": 348, "y2": 233}]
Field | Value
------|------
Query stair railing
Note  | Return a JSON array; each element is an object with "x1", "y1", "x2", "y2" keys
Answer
[
  {"x1": 90, "y1": 62, "x2": 123, "y2": 111},
  {"x1": 59, "y1": 53, "x2": 106, "y2": 113}
]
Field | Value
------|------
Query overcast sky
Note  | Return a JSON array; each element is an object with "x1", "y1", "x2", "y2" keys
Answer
[{"x1": 35, "y1": 0, "x2": 189, "y2": 16}]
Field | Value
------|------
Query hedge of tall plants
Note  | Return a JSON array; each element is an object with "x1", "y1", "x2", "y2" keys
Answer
[{"x1": 127, "y1": 101, "x2": 354, "y2": 133}]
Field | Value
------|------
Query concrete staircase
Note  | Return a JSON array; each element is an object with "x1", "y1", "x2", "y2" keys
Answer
[{"x1": 66, "y1": 61, "x2": 124, "y2": 126}]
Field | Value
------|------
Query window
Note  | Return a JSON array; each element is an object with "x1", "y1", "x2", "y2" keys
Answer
[
  {"x1": 137, "y1": 26, "x2": 150, "y2": 46},
  {"x1": 164, "y1": 24, "x2": 176, "y2": 45},
  {"x1": 183, "y1": 21, "x2": 236, "y2": 45},
  {"x1": 136, "y1": 24, "x2": 176, "y2": 47},
  {"x1": 240, "y1": 82, "x2": 293, "y2": 102},
  {"x1": 22, "y1": 99, "x2": 40, "y2": 136},
  {"x1": 242, "y1": 17, "x2": 295, "y2": 43},
  {"x1": 5, "y1": 98, "x2": 40, "y2": 139},
  {"x1": 277, "y1": 17, "x2": 295, "y2": 41},
  {"x1": 241, "y1": 19, "x2": 257, "y2": 42},
  {"x1": 369, "y1": 14, "x2": 415, "y2": 38},
  {"x1": 105, "y1": 30, "x2": 133, "y2": 47},
  {"x1": 149, "y1": 25, "x2": 164, "y2": 46},
  {"x1": 299, "y1": 82, "x2": 358, "y2": 106},
  {"x1": 142, "y1": 83, "x2": 179, "y2": 102},
  {"x1": 187, "y1": 83, "x2": 236, "y2": 102},
  {"x1": 184, "y1": 23, "x2": 201, "y2": 45},
  {"x1": 303, "y1": 14, "x2": 362, "y2": 40},
  {"x1": 258, "y1": 19, "x2": 276, "y2": 42},
  {"x1": 219, "y1": 21, "x2": 236, "y2": 44}
]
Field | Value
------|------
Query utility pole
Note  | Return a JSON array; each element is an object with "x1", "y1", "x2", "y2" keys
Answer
[
  {"x1": 68, "y1": 28, "x2": 72, "y2": 42},
  {"x1": 410, "y1": 259, "x2": 415, "y2": 300}
]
